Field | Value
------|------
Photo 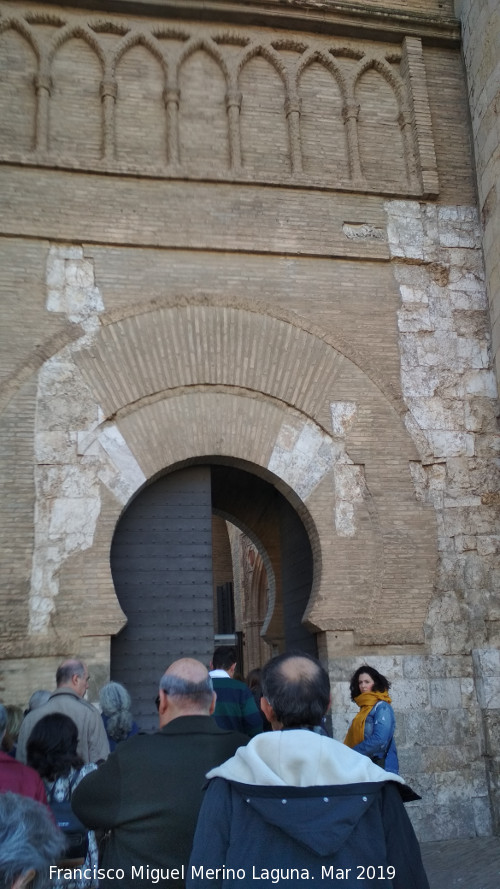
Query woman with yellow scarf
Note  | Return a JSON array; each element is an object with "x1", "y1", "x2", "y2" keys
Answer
[{"x1": 344, "y1": 665, "x2": 399, "y2": 773}]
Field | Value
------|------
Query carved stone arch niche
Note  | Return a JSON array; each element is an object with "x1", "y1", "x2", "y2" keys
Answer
[{"x1": 50, "y1": 300, "x2": 437, "y2": 655}]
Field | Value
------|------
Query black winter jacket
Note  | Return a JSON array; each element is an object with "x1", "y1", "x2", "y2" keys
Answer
[{"x1": 188, "y1": 731, "x2": 429, "y2": 889}]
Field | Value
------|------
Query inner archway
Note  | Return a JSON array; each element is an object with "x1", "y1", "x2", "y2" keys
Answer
[{"x1": 110, "y1": 462, "x2": 316, "y2": 730}]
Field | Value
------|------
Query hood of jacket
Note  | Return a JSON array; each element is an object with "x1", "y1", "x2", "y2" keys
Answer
[{"x1": 207, "y1": 730, "x2": 407, "y2": 857}]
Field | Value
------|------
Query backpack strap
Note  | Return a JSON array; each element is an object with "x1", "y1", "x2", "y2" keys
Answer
[{"x1": 67, "y1": 771, "x2": 79, "y2": 795}]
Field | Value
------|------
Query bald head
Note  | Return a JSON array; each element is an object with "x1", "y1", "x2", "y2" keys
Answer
[
  {"x1": 56, "y1": 659, "x2": 89, "y2": 697},
  {"x1": 261, "y1": 653, "x2": 330, "y2": 729},
  {"x1": 165, "y1": 658, "x2": 210, "y2": 685},
  {"x1": 278, "y1": 656, "x2": 319, "y2": 683},
  {"x1": 158, "y1": 658, "x2": 215, "y2": 726}
]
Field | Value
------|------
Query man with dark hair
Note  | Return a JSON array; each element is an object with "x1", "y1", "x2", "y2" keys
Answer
[
  {"x1": 72, "y1": 658, "x2": 248, "y2": 889},
  {"x1": 188, "y1": 652, "x2": 430, "y2": 889},
  {"x1": 0, "y1": 792, "x2": 65, "y2": 889},
  {"x1": 260, "y1": 650, "x2": 330, "y2": 728},
  {"x1": 209, "y1": 646, "x2": 262, "y2": 737},
  {"x1": 16, "y1": 659, "x2": 109, "y2": 765}
]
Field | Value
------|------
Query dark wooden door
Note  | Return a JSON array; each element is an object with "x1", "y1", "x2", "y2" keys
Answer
[
  {"x1": 110, "y1": 466, "x2": 214, "y2": 731},
  {"x1": 280, "y1": 497, "x2": 316, "y2": 656}
]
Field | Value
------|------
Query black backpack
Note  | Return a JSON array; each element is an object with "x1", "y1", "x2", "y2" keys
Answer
[{"x1": 48, "y1": 772, "x2": 89, "y2": 861}]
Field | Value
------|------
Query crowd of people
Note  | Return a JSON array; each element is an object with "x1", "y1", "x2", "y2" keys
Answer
[{"x1": 0, "y1": 648, "x2": 428, "y2": 889}]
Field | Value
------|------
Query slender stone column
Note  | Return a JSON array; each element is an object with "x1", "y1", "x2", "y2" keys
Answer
[
  {"x1": 164, "y1": 84, "x2": 180, "y2": 167},
  {"x1": 226, "y1": 89, "x2": 242, "y2": 173},
  {"x1": 100, "y1": 80, "x2": 117, "y2": 161},
  {"x1": 285, "y1": 96, "x2": 302, "y2": 175},
  {"x1": 34, "y1": 73, "x2": 51, "y2": 154},
  {"x1": 342, "y1": 101, "x2": 363, "y2": 186}
]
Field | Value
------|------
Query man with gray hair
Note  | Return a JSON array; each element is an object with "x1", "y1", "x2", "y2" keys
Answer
[
  {"x1": 72, "y1": 658, "x2": 248, "y2": 889},
  {"x1": 0, "y1": 705, "x2": 47, "y2": 805},
  {"x1": 0, "y1": 792, "x2": 65, "y2": 889},
  {"x1": 0, "y1": 793, "x2": 64, "y2": 889},
  {"x1": 16, "y1": 659, "x2": 109, "y2": 765}
]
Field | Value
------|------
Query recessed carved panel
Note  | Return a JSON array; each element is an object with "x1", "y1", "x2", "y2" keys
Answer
[
  {"x1": 0, "y1": 26, "x2": 37, "y2": 153},
  {"x1": 356, "y1": 65, "x2": 408, "y2": 187},
  {"x1": 0, "y1": 5, "x2": 439, "y2": 197},
  {"x1": 239, "y1": 52, "x2": 290, "y2": 176},
  {"x1": 299, "y1": 59, "x2": 348, "y2": 180},
  {"x1": 179, "y1": 46, "x2": 230, "y2": 172},
  {"x1": 50, "y1": 34, "x2": 103, "y2": 162},
  {"x1": 115, "y1": 40, "x2": 166, "y2": 166}
]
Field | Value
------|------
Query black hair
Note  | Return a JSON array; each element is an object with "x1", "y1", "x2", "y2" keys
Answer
[
  {"x1": 212, "y1": 646, "x2": 237, "y2": 671},
  {"x1": 26, "y1": 713, "x2": 83, "y2": 781},
  {"x1": 261, "y1": 651, "x2": 330, "y2": 728},
  {"x1": 349, "y1": 665, "x2": 391, "y2": 701}
]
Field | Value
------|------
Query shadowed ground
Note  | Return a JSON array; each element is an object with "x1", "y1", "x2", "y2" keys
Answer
[{"x1": 421, "y1": 837, "x2": 500, "y2": 889}]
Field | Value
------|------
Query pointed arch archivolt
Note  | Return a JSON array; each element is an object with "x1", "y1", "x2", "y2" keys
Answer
[
  {"x1": 177, "y1": 37, "x2": 230, "y2": 83},
  {"x1": 49, "y1": 23, "x2": 105, "y2": 68}
]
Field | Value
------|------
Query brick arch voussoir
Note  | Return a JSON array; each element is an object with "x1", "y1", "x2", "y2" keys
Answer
[{"x1": 80, "y1": 296, "x2": 405, "y2": 423}]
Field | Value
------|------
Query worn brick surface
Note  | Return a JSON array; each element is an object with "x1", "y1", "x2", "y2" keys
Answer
[
  {"x1": 459, "y1": 0, "x2": 500, "y2": 386},
  {"x1": 0, "y1": 0, "x2": 499, "y2": 841}
]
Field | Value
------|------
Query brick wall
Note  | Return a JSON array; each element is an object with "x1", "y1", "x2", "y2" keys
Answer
[{"x1": 0, "y1": 0, "x2": 499, "y2": 839}]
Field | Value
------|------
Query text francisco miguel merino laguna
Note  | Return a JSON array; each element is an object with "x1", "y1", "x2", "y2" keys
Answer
[{"x1": 51, "y1": 864, "x2": 396, "y2": 883}]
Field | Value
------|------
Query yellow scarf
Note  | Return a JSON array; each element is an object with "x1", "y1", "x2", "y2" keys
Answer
[{"x1": 343, "y1": 690, "x2": 392, "y2": 749}]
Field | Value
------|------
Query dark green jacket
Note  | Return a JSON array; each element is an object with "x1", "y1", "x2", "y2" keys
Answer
[
  {"x1": 210, "y1": 677, "x2": 263, "y2": 736},
  {"x1": 72, "y1": 715, "x2": 248, "y2": 888}
]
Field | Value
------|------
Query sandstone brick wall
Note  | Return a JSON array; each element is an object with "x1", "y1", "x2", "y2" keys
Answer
[
  {"x1": 0, "y1": 0, "x2": 499, "y2": 840},
  {"x1": 458, "y1": 0, "x2": 500, "y2": 386},
  {"x1": 455, "y1": 0, "x2": 500, "y2": 832}
]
